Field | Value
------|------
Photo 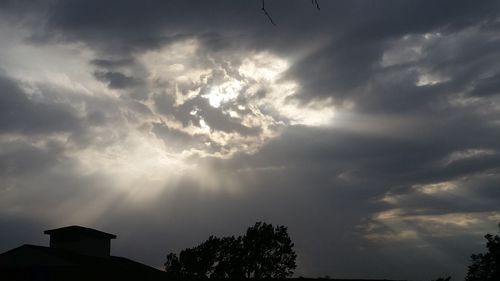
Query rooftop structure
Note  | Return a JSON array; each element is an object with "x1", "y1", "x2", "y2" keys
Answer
[
  {"x1": 44, "y1": 225, "x2": 116, "y2": 258},
  {"x1": 0, "y1": 225, "x2": 165, "y2": 281}
]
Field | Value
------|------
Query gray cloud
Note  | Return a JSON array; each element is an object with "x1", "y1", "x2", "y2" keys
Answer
[
  {"x1": 0, "y1": 74, "x2": 81, "y2": 134},
  {"x1": 94, "y1": 71, "x2": 141, "y2": 90},
  {"x1": 91, "y1": 58, "x2": 135, "y2": 69},
  {"x1": 151, "y1": 121, "x2": 207, "y2": 152},
  {"x1": 470, "y1": 73, "x2": 500, "y2": 97}
]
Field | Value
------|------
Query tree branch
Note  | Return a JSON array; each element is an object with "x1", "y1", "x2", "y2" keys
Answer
[
  {"x1": 261, "y1": 0, "x2": 320, "y2": 26},
  {"x1": 262, "y1": 0, "x2": 276, "y2": 26},
  {"x1": 313, "y1": 0, "x2": 321, "y2": 11}
]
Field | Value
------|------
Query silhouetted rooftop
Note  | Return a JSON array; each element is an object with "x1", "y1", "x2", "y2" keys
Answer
[
  {"x1": 0, "y1": 244, "x2": 165, "y2": 280},
  {"x1": 44, "y1": 225, "x2": 117, "y2": 239}
]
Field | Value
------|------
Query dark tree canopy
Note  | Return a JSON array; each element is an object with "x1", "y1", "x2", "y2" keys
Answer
[
  {"x1": 165, "y1": 222, "x2": 297, "y2": 278},
  {"x1": 465, "y1": 223, "x2": 500, "y2": 281},
  {"x1": 431, "y1": 277, "x2": 451, "y2": 281}
]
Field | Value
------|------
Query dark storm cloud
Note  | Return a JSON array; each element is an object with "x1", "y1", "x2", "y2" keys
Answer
[
  {"x1": 94, "y1": 70, "x2": 142, "y2": 89},
  {"x1": 374, "y1": 171, "x2": 500, "y2": 217},
  {"x1": 469, "y1": 73, "x2": 500, "y2": 97},
  {"x1": 210, "y1": 114, "x2": 500, "y2": 196},
  {"x1": 91, "y1": 58, "x2": 135, "y2": 69},
  {"x1": 35, "y1": 1, "x2": 500, "y2": 47},
  {"x1": 0, "y1": 74, "x2": 81, "y2": 134},
  {"x1": 0, "y1": 0, "x2": 50, "y2": 20},
  {"x1": 284, "y1": 1, "x2": 500, "y2": 104},
  {"x1": 0, "y1": 139, "x2": 65, "y2": 177},
  {"x1": 28, "y1": 1, "x2": 260, "y2": 56},
  {"x1": 19, "y1": 0, "x2": 500, "y2": 108},
  {"x1": 285, "y1": 40, "x2": 386, "y2": 102}
]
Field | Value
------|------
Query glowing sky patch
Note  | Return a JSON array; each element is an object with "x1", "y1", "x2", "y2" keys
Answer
[{"x1": 138, "y1": 40, "x2": 336, "y2": 158}]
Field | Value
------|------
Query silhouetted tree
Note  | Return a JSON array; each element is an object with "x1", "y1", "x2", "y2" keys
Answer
[
  {"x1": 165, "y1": 236, "x2": 222, "y2": 278},
  {"x1": 212, "y1": 236, "x2": 245, "y2": 278},
  {"x1": 241, "y1": 222, "x2": 297, "y2": 278},
  {"x1": 165, "y1": 222, "x2": 296, "y2": 278},
  {"x1": 465, "y1": 223, "x2": 500, "y2": 281},
  {"x1": 431, "y1": 277, "x2": 451, "y2": 281},
  {"x1": 165, "y1": 253, "x2": 181, "y2": 276}
]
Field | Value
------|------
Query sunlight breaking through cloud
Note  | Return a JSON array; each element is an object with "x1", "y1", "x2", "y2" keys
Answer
[
  {"x1": 0, "y1": 31, "x2": 340, "y2": 222},
  {"x1": 139, "y1": 39, "x2": 335, "y2": 159}
]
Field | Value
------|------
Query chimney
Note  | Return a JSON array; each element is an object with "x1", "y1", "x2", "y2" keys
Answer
[{"x1": 44, "y1": 225, "x2": 117, "y2": 258}]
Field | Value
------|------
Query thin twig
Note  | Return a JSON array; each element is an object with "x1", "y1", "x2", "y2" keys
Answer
[
  {"x1": 261, "y1": 0, "x2": 319, "y2": 26},
  {"x1": 313, "y1": 0, "x2": 320, "y2": 10},
  {"x1": 262, "y1": 0, "x2": 276, "y2": 26}
]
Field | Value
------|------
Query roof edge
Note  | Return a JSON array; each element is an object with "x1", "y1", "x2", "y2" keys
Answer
[{"x1": 44, "y1": 225, "x2": 117, "y2": 239}]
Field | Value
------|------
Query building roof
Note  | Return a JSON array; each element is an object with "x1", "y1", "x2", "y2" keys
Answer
[
  {"x1": 44, "y1": 225, "x2": 117, "y2": 239},
  {"x1": 0, "y1": 244, "x2": 155, "y2": 270},
  {"x1": 0, "y1": 244, "x2": 165, "y2": 281}
]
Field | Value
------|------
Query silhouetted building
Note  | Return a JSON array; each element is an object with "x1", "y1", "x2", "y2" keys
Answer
[
  {"x1": 44, "y1": 225, "x2": 116, "y2": 258},
  {"x1": 0, "y1": 225, "x2": 166, "y2": 281}
]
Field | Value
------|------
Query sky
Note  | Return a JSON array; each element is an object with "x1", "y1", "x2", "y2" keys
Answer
[{"x1": 1, "y1": 1, "x2": 500, "y2": 280}]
